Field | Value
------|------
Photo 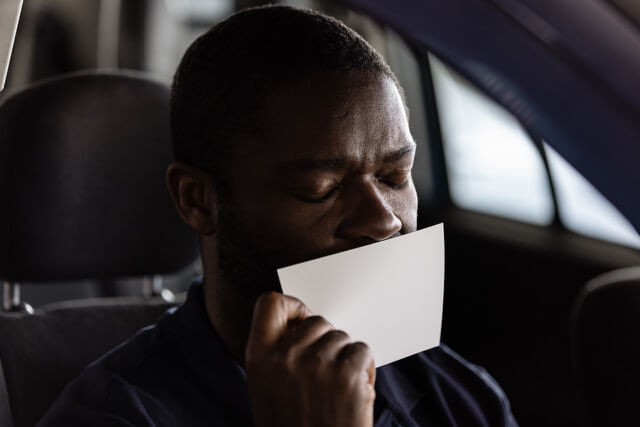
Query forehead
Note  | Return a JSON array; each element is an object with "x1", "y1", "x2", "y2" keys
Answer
[{"x1": 245, "y1": 72, "x2": 413, "y2": 166}]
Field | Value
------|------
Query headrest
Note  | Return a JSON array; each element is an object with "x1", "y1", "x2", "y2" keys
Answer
[{"x1": 0, "y1": 71, "x2": 199, "y2": 282}]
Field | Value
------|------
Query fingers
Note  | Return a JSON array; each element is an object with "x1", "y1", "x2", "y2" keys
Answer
[
  {"x1": 246, "y1": 292, "x2": 377, "y2": 427},
  {"x1": 303, "y1": 329, "x2": 352, "y2": 361},
  {"x1": 284, "y1": 316, "x2": 335, "y2": 352},
  {"x1": 337, "y1": 342, "x2": 376, "y2": 388},
  {"x1": 248, "y1": 292, "x2": 313, "y2": 353},
  {"x1": 247, "y1": 292, "x2": 376, "y2": 390}
]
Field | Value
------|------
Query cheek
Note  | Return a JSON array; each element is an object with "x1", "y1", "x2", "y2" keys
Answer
[
  {"x1": 393, "y1": 184, "x2": 418, "y2": 232},
  {"x1": 250, "y1": 198, "x2": 340, "y2": 261},
  {"x1": 277, "y1": 202, "x2": 340, "y2": 243}
]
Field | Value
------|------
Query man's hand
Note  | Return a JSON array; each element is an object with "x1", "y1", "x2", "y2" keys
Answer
[{"x1": 245, "y1": 292, "x2": 376, "y2": 427}]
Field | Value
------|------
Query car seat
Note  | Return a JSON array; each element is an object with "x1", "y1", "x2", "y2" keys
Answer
[
  {"x1": 0, "y1": 71, "x2": 199, "y2": 427},
  {"x1": 570, "y1": 266, "x2": 640, "y2": 427}
]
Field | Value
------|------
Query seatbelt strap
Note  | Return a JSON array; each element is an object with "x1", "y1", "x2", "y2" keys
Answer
[{"x1": 0, "y1": 358, "x2": 14, "y2": 427}]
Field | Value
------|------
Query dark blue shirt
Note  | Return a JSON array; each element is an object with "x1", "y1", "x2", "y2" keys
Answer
[{"x1": 39, "y1": 283, "x2": 518, "y2": 426}]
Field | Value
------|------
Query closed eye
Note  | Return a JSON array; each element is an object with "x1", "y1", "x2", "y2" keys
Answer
[
  {"x1": 378, "y1": 172, "x2": 411, "y2": 189},
  {"x1": 297, "y1": 186, "x2": 340, "y2": 204}
]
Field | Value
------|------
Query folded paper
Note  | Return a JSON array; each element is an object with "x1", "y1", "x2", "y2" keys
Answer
[{"x1": 278, "y1": 223, "x2": 444, "y2": 367}]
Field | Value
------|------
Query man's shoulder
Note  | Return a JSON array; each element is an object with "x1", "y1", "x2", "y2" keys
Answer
[
  {"x1": 377, "y1": 344, "x2": 518, "y2": 427},
  {"x1": 38, "y1": 310, "x2": 184, "y2": 426},
  {"x1": 38, "y1": 284, "x2": 243, "y2": 427},
  {"x1": 38, "y1": 356, "x2": 178, "y2": 427}
]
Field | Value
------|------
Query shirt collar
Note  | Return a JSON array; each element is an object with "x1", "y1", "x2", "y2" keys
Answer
[
  {"x1": 376, "y1": 357, "x2": 426, "y2": 416},
  {"x1": 173, "y1": 281, "x2": 253, "y2": 427}
]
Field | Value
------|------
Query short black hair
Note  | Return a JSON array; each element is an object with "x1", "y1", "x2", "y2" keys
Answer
[{"x1": 170, "y1": 5, "x2": 400, "y2": 177}]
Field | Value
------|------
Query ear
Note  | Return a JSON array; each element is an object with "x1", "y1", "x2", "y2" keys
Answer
[{"x1": 166, "y1": 162, "x2": 217, "y2": 235}]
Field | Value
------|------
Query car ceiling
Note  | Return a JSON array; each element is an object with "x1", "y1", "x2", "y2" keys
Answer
[
  {"x1": 608, "y1": 0, "x2": 640, "y2": 28},
  {"x1": 341, "y1": 0, "x2": 640, "y2": 234}
]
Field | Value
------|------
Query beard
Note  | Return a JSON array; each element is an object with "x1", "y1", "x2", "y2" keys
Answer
[{"x1": 215, "y1": 202, "x2": 286, "y2": 303}]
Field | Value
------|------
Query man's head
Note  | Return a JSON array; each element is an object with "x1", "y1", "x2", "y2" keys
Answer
[{"x1": 167, "y1": 5, "x2": 418, "y2": 300}]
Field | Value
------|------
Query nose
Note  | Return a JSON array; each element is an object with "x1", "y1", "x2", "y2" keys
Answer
[{"x1": 337, "y1": 181, "x2": 402, "y2": 242}]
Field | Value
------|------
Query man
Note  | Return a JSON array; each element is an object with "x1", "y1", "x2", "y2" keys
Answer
[{"x1": 40, "y1": 6, "x2": 517, "y2": 426}]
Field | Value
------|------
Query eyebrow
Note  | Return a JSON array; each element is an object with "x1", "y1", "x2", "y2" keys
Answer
[
  {"x1": 382, "y1": 144, "x2": 416, "y2": 162},
  {"x1": 280, "y1": 143, "x2": 416, "y2": 171}
]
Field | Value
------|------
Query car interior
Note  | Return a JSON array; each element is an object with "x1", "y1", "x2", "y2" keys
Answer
[
  {"x1": 1, "y1": 1, "x2": 639, "y2": 426},
  {"x1": 0, "y1": 70, "x2": 200, "y2": 427}
]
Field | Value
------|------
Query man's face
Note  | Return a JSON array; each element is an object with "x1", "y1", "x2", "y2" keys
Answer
[{"x1": 214, "y1": 72, "x2": 418, "y2": 298}]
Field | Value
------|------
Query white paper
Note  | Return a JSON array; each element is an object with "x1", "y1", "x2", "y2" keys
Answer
[
  {"x1": 278, "y1": 223, "x2": 444, "y2": 367},
  {"x1": 0, "y1": 0, "x2": 23, "y2": 92}
]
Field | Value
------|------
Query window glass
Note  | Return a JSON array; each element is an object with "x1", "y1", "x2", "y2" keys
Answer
[
  {"x1": 429, "y1": 54, "x2": 555, "y2": 225},
  {"x1": 544, "y1": 144, "x2": 640, "y2": 248}
]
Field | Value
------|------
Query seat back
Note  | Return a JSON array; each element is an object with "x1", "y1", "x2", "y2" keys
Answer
[
  {"x1": 571, "y1": 266, "x2": 640, "y2": 427},
  {"x1": 0, "y1": 298, "x2": 177, "y2": 427},
  {"x1": 0, "y1": 71, "x2": 199, "y2": 427}
]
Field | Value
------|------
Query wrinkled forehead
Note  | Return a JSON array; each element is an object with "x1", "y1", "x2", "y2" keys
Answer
[{"x1": 244, "y1": 71, "x2": 413, "y2": 166}]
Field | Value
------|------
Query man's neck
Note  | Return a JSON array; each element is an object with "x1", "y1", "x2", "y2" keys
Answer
[{"x1": 202, "y1": 275, "x2": 254, "y2": 367}]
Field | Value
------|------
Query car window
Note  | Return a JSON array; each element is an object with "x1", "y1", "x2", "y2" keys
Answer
[
  {"x1": 544, "y1": 143, "x2": 640, "y2": 248},
  {"x1": 429, "y1": 52, "x2": 640, "y2": 248},
  {"x1": 429, "y1": 53, "x2": 555, "y2": 226}
]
